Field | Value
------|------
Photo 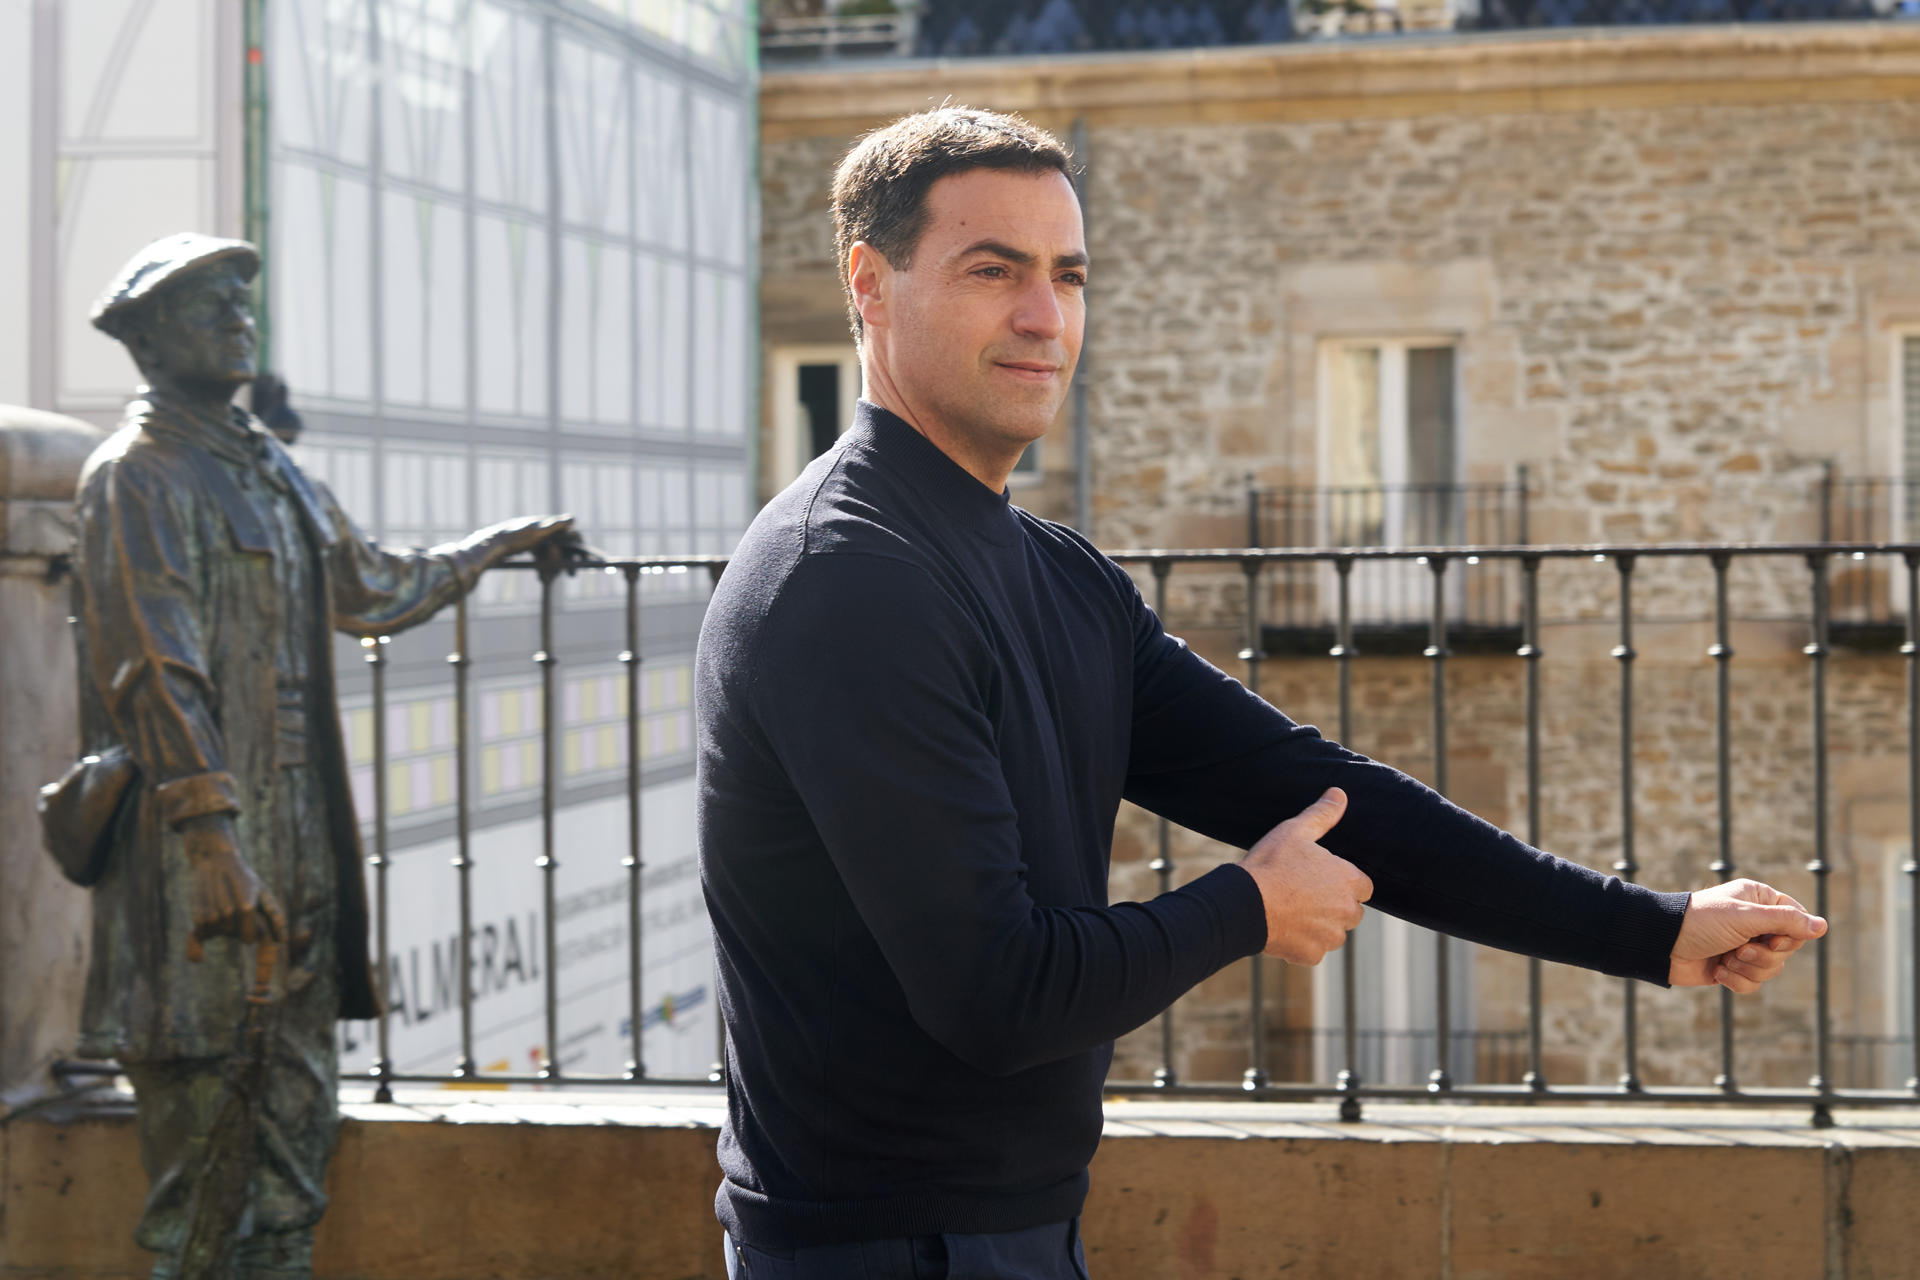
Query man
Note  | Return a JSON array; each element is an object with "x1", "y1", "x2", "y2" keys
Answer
[
  {"x1": 67, "y1": 233, "x2": 574, "y2": 1279},
  {"x1": 696, "y1": 109, "x2": 1824, "y2": 1279}
]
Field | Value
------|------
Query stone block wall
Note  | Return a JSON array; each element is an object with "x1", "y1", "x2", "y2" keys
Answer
[{"x1": 759, "y1": 28, "x2": 1920, "y2": 1092}]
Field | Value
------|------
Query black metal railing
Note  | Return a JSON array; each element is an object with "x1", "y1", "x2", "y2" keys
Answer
[
  {"x1": 1111, "y1": 540, "x2": 1920, "y2": 1125},
  {"x1": 1240, "y1": 469, "x2": 1920, "y2": 647},
  {"x1": 1245, "y1": 475, "x2": 1529, "y2": 652},
  {"x1": 1265, "y1": 1027, "x2": 1531, "y2": 1085},
  {"x1": 52, "y1": 541, "x2": 1920, "y2": 1127},
  {"x1": 1262, "y1": 1029, "x2": 1910, "y2": 1088}
]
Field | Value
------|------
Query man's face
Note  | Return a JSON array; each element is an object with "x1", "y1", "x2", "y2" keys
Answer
[
  {"x1": 130, "y1": 266, "x2": 257, "y2": 395},
  {"x1": 861, "y1": 167, "x2": 1087, "y2": 468}
]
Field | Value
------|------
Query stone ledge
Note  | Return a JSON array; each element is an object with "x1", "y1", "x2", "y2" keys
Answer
[
  {"x1": 6, "y1": 1087, "x2": 1919, "y2": 1278},
  {"x1": 0, "y1": 406, "x2": 102, "y2": 560},
  {"x1": 762, "y1": 24, "x2": 1920, "y2": 138}
]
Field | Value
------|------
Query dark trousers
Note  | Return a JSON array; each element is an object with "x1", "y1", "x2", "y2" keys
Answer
[{"x1": 726, "y1": 1218, "x2": 1090, "y2": 1279}]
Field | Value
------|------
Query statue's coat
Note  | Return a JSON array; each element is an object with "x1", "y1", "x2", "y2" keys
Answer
[{"x1": 72, "y1": 393, "x2": 486, "y2": 1062}]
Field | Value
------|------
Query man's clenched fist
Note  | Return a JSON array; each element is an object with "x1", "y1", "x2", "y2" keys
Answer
[
  {"x1": 1241, "y1": 787, "x2": 1373, "y2": 965},
  {"x1": 1669, "y1": 878, "x2": 1827, "y2": 993}
]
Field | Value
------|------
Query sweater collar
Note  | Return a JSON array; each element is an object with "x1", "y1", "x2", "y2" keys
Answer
[{"x1": 846, "y1": 400, "x2": 1020, "y2": 544}]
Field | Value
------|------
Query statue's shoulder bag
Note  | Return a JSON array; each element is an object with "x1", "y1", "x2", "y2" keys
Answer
[{"x1": 38, "y1": 747, "x2": 138, "y2": 887}]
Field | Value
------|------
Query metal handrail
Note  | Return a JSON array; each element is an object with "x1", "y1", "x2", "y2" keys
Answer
[{"x1": 58, "y1": 541, "x2": 1920, "y2": 1128}]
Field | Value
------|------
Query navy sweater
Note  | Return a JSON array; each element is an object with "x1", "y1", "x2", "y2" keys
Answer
[{"x1": 695, "y1": 402, "x2": 1688, "y2": 1248}]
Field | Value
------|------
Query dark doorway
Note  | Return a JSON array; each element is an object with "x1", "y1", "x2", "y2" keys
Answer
[{"x1": 799, "y1": 363, "x2": 842, "y2": 459}]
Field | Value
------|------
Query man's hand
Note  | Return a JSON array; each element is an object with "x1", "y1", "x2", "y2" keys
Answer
[
  {"x1": 180, "y1": 814, "x2": 286, "y2": 963},
  {"x1": 1669, "y1": 878, "x2": 1827, "y2": 993},
  {"x1": 1241, "y1": 787, "x2": 1373, "y2": 965}
]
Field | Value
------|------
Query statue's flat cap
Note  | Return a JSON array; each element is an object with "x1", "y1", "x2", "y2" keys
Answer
[{"x1": 90, "y1": 233, "x2": 259, "y2": 337}]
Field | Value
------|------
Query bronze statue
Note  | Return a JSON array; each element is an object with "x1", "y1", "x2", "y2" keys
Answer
[{"x1": 48, "y1": 233, "x2": 576, "y2": 1280}]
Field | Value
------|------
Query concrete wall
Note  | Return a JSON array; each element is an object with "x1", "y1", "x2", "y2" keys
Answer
[
  {"x1": 5, "y1": 1099, "x2": 1919, "y2": 1279},
  {"x1": 0, "y1": 407, "x2": 106, "y2": 1109}
]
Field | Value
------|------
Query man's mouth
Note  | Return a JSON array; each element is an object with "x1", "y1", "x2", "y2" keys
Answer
[{"x1": 995, "y1": 361, "x2": 1059, "y2": 381}]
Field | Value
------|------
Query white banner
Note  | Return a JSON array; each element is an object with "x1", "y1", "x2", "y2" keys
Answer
[{"x1": 337, "y1": 778, "x2": 716, "y2": 1083}]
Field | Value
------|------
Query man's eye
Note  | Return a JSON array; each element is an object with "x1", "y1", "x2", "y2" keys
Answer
[
  {"x1": 975, "y1": 265, "x2": 1009, "y2": 279},
  {"x1": 1060, "y1": 272, "x2": 1087, "y2": 288}
]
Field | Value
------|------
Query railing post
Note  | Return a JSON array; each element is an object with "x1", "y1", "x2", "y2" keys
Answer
[
  {"x1": 1613, "y1": 554, "x2": 1642, "y2": 1094},
  {"x1": 1518, "y1": 555, "x2": 1546, "y2": 1093},
  {"x1": 1152, "y1": 558, "x2": 1178, "y2": 1089},
  {"x1": 1807, "y1": 552, "x2": 1834, "y2": 1127},
  {"x1": 1245, "y1": 472, "x2": 1261, "y2": 548},
  {"x1": 1820, "y1": 461, "x2": 1835, "y2": 545},
  {"x1": 1516, "y1": 464, "x2": 1531, "y2": 547},
  {"x1": 622, "y1": 564, "x2": 646, "y2": 1081},
  {"x1": 536, "y1": 560, "x2": 561, "y2": 1080},
  {"x1": 1240, "y1": 553, "x2": 1269, "y2": 1091},
  {"x1": 1906, "y1": 551, "x2": 1920, "y2": 1096},
  {"x1": 1709, "y1": 552, "x2": 1738, "y2": 1094},
  {"x1": 364, "y1": 633, "x2": 394, "y2": 1102},
  {"x1": 451, "y1": 592, "x2": 478, "y2": 1079},
  {"x1": 1333, "y1": 555, "x2": 1361, "y2": 1121},
  {"x1": 1426, "y1": 554, "x2": 1452, "y2": 1094}
]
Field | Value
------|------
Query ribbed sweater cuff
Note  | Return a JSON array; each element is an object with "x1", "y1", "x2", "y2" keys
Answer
[
  {"x1": 1609, "y1": 887, "x2": 1692, "y2": 987},
  {"x1": 1179, "y1": 862, "x2": 1270, "y2": 962}
]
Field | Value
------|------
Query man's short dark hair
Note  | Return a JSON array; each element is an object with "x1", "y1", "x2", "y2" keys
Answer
[{"x1": 831, "y1": 106, "x2": 1075, "y2": 340}]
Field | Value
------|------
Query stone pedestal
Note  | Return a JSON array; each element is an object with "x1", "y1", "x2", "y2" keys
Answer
[{"x1": 0, "y1": 405, "x2": 106, "y2": 1111}]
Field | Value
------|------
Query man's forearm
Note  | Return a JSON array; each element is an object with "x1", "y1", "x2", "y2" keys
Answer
[
  {"x1": 1133, "y1": 725, "x2": 1688, "y2": 983},
  {"x1": 1123, "y1": 614, "x2": 1688, "y2": 981}
]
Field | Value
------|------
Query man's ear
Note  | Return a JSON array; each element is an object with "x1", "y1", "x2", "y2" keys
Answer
[{"x1": 847, "y1": 241, "x2": 892, "y2": 334}]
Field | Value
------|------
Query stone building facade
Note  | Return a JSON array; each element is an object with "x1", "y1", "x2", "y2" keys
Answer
[{"x1": 758, "y1": 28, "x2": 1920, "y2": 1092}]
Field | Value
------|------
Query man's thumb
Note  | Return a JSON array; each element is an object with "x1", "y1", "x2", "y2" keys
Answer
[
  {"x1": 1752, "y1": 903, "x2": 1827, "y2": 941},
  {"x1": 1294, "y1": 787, "x2": 1348, "y2": 839}
]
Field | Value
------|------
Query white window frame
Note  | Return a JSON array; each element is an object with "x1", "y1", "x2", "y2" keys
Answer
[
  {"x1": 767, "y1": 342, "x2": 1044, "y2": 493},
  {"x1": 1312, "y1": 912, "x2": 1476, "y2": 1086},
  {"x1": 1315, "y1": 334, "x2": 1462, "y2": 541},
  {"x1": 1874, "y1": 327, "x2": 1920, "y2": 621},
  {"x1": 767, "y1": 343, "x2": 862, "y2": 496},
  {"x1": 1888, "y1": 846, "x2": 1915, "y2": 1087},
  {"x1": 1009, "y1": 415, "x2": 1043, "y2": 486},
  {"x1": 1312, "y1": 335, "x2": 1465, "y2": 627}
]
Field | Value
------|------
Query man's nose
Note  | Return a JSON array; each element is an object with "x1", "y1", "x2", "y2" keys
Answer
[{"x1": 1010, "y1": 274, "x2": 1065, "y2": 341}]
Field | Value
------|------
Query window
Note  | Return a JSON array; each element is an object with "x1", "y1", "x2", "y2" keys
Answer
[
  {"x1": 561, "y1": 457, "x2": 637, "y2": 607},
  {"x1": 290, "y1": 435, "x2": 375, "y2": 520},
  {"x1": 1311, "y1": 338, "x2": 1466, "y2": 632},
  {"x1": 767, "y1": 344, "x2": 862, "y2": 495},
  {"x1": 1314, "y1": 912, "x2": 1477, "y2": 1086},
  {"x1": 767, "y1": 343, "x2": 1043, "y2": 496},
  {"x1": 474, "y1": 451, "x2": 551, "y2": 612},
  {"x1": 1319, "y1": 338, "x2": 1459, "y2": 547},
  {"x1": 384, "y1": 444, "x2": 470, "y2": 549}
]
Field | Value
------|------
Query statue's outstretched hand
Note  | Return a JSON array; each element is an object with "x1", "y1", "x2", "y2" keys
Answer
[
  {"x1": 1669, "y1": 879, "x2": 1826, "y2": 993},
  {"x1": 484, "y1": 514, "x2": 574, "y2": 559},
  {"x1": 465, "y1": 513, "x2": 607, "y2": 577},
  {"x1": 180, "y1": 814, "x2": 286, "y2": 964},
  {"x1": 533, "y1": 524, "x2": 595, "y2": 579}
]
